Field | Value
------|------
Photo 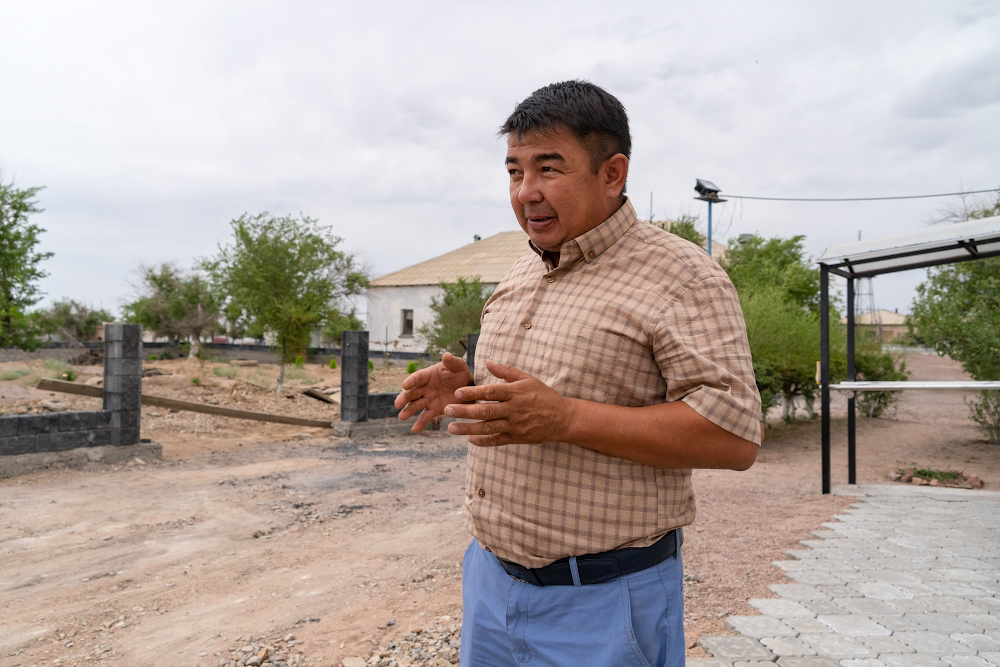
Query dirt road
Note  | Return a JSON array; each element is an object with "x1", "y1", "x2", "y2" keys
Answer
[{"x1": 2, "y1": 352, "x2": 998, "y2": 666}]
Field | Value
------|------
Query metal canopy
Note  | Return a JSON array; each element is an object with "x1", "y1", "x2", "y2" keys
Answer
[
  {"x1": 817, "y1": 215, "x2": 1000, "y2": 278},
  {"x1": 814, "y1": 214, "x2": 1000, "y2": 494}
]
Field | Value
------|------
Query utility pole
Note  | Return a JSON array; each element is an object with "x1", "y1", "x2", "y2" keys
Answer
[{"x1": 694, "y1": 179, "x2": 726, "y2": 257}]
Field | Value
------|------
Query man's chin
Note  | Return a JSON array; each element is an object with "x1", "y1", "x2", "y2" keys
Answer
[{"x1": 526, "y1": 222, "x2": 564, "y2": 252}]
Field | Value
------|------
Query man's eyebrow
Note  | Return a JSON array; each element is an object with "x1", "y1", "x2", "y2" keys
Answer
[
  {"x1": 533, "y1": 152, "x2": 565, "y2": 163},
  {"x1": 505, "y1": 156, "x2": 519, "y2": 165}
]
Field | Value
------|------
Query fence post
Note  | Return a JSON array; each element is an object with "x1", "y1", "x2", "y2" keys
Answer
[
  {"x1": 341, "y1": 331, "x2": 369, "y2": 423},
  {"x1": 466, "y1": 333, "x2": 480, "y2": 380},
  {"x1": 103, "y1": 323, "x2": 143, "y2": 446}
]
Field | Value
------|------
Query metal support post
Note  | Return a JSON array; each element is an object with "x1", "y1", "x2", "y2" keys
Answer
[
  {"x1": 821, "y1": 265, "x2": 831, "y2": 494},
  {"x1": 846, "y1": 276, "x2": 856, "y2": 485}
]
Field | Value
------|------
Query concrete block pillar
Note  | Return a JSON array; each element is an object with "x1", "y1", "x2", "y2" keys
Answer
[
  {"x1": 103, "y1": 323, "x2": 143, "y2": 446},
  {"x1": 340, "y1": 331, "x2": 368, "y2": 423}
]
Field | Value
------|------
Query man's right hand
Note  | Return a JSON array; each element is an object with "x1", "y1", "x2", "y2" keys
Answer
[{"x1": 394, "y1": 352, "x2": 473, "y2": 433}]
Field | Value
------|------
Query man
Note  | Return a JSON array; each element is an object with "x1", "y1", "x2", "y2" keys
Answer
[{"x1": 394, "y1": 80, "x2": 761, "y2": 667}]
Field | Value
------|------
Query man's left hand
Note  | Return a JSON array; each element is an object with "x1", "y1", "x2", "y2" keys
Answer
[{"x1": 445, "y1": 361, "x2": 572, "y2": 446}]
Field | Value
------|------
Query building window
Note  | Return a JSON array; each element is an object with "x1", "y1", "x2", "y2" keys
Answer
[{"x1": 401, "y1": 309, "x2": 414, "y2": 337}]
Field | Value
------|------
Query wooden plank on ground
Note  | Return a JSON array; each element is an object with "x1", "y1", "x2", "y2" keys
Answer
[{"x1": 37, "y1": 378, "x2": 334, "y2": 429}]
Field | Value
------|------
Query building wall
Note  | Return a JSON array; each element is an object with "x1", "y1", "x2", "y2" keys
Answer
[{"x1": 366, "y1": 284, "x2": 498, "y2": 353}]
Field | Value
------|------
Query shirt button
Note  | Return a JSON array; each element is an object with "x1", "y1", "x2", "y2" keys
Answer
[
  {"x1": 547, "y1": 277, "x2": 555, "y2": 283},
  {"x1": 478, "y1": 488, "x2": 486, "y2": 498},
  {"x1": 523, "y1": 323, "x2": 531, "y2": 330},
  {"x1": 587, "y1": 250, "x2": 595, "y2": 258}
]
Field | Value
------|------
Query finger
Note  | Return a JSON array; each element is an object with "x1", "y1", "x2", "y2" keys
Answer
[
  {"x1": 444, "y1": 401, "x2": 509, "y2": 421},
  {"x1": 441, "y1": 352, "x2": 470, "y2": 374},
  {"x1": 412, "y1": 407, "x2": 436, "y2": 433},
  {"x1": 394, "y1": 386, "x2": 425, "y2": 409},
  {"x1": 398, "y1": 396, "x2": 431, "y2": 421},
  {"x1": 484, "y1": 360, "x2": 533, "y2": 383},
  {"x1": 454, "y1": 382, "x2": 513, "y2": 404},
  {"x1": 468, "y1": 433, "x2": 514, "y2": 447},
  {"x1": 448, "y1": 418, "x2": 510, "y2": 436},
  {"x1": 401, "y1": 365, "x2": 435, "y2": 390}
]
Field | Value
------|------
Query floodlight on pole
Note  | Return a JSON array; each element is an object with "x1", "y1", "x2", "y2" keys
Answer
[{"x1": 694, "y1": 179, "x2": 727, "y2": 256}]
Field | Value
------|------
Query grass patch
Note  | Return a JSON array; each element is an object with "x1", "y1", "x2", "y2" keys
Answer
[
  {"x1": 21, "y1": 373, "x2": 40, "y2": 388},
  {"x1": 0, "y1": 368, "x2": 31, "y2": 381},
  {"x1": 285, "y1": 368, "x2": 322, "y2": 384},
  {"x1": 913, "y1": 468, "x2": 960, "y2": 482},
  {"x1": 247, "y1": 371, "x2": 273, "y2": 390},
  {"x1": 213, "y1": 366, "x2": 239, "y2": 379}
]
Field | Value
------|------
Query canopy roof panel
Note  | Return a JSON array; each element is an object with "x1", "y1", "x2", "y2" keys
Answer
[{"x1": 816, "y1": 215, "x2": 1000, "y2": 277}]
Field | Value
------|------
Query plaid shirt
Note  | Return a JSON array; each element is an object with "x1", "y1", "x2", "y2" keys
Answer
[{"x1": 466, "y1": 198, "x2": 761, "y2": 568}]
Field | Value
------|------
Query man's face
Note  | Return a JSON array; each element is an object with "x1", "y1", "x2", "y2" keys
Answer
[{"x1": 505, "y1": 127, "x2": 625, "y2": 253}]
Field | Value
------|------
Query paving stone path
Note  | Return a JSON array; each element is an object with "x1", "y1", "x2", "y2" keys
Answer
[{"x1": 691, "y1": 484, "x2": 1000, "y2": 667}]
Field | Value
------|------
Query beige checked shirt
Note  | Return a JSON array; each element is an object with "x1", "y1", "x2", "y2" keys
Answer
[{"x1": 465, "y1": 198, "x2": 761, "y2": 568}]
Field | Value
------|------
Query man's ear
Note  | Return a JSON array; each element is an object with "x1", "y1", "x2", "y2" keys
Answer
[{"x1": 603, "y1": 154, "x2": 629, "y2": 199}]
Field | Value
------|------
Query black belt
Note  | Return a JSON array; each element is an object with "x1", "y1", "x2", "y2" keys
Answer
[{"x1": 497, "y1": 529, "x2": 681, "y2": 587}]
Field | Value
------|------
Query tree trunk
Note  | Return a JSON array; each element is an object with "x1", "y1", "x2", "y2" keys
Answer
[{"x1": 188, "y1": 335, "x2": 200, "y2": 360}]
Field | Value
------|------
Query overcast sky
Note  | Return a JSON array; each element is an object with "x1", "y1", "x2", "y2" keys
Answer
[{"x1": 1, "y1": 1, "x2": 997, "y2": 317}]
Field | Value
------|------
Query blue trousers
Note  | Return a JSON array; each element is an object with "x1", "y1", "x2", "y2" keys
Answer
[{"x1": 460, "y1": 539, "x2": 685, "y2": 667}]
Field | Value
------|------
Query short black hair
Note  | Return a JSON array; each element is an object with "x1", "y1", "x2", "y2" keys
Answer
[{"x1": 500, "y1": 80, "x2": 631, "y2": 177}]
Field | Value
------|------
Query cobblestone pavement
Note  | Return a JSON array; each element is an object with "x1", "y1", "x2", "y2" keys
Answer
[{"x1": 691, "y1": 484, "x2": 1000, "y2": 667}]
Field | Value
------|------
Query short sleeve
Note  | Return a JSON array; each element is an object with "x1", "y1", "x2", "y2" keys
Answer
[{"x1": 653, "y1": 274, "x2": 762, "y2": 445}]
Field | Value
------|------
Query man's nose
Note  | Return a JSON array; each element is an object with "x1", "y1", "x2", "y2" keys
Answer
[{"x1": 516, "y1": 172, "x2": 543, "y2": 205}]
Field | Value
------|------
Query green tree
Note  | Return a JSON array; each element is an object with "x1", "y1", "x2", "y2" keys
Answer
[
  {"x1": 122, "y1": 264, "x2": 219, "y2": 359},
  {"x1": 32, "y1": 298, "x2": 113, "y2": 343},
  {"x1": 322, "y1": 308, "x2": 364, "y2": 345},
  {"x1": 725, "y1": 234, "x2": 845, "y2": 422},
  {"x1": 201, "y1": 212, "x2": 369, "y2": 391},
  {"x1": 0, "y1": 179, "x2": 53, "y2": 350},
  {"x1": 911, "y1": 256, "x2": 1000, "y2": 442},
  {"x1": 418, "y1": 277, "x2": 493, "y2": 357}
]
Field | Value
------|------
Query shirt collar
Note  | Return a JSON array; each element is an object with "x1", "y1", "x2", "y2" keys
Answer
[{"x1": 528, "y1": 197, "x2": 638, "y2": 269}]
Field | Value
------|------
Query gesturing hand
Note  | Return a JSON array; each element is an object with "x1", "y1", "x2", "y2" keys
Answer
[
  {"x1": 394, "y1": 352, "x2": 473, "y2": 433},
  {"x1": 444, "y1": 360, "x2": 574, "y2": 447}
]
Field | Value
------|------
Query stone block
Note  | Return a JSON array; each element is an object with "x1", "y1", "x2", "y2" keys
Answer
[
  {"x1": 104, "y1": 323, "x2": 124, "y2": 341},
  {"x1": 367, "y1": 392, "x2": 401, "y2": 420},
  {"x1": 941, "y1": 658, "x2": 992, "y2": 667},
  {"x1": 121, "y1": 324, "x2": 141, "y2": 345},
  {"x1": 833, "y1": 598, "x2": 901, "y2": 616},
  {"x1": 724, "y1": 615, "x2": 798, "y2": 638},
  {"x1": 698, "y1": 635, "x2": 775, "y2": 661},
  {"x1": 788, "y1": 571, "x2": 845, "y2": 586},
  {"x1": 775, "y1": 658, "x2": 842, "y2": 667},
  {"x1": 803, "y1": 600, "x2": 845, "y2": 616},
  {"x1": 796, "y1": 634, "x2": 876, "y2": 660},
  {"x1": 0, "y1": 416, "x2": 18, "y2": 437},
  {"x1": 58, "y1": 411, "x2": 99, "y2": 431},
  {"x1": 787, "y1": 618, "x2": 832, "y2": 634},
  {"x1": 816, "y1": 614, "x2": 891, "y2": 636},
  {"x1": 685, "y1": 660, "x2": 735, "y2": 667},
  {"x1": 104, "y1": 358, "x2": 142, "y2": 377},
  {"x1": 95, "y1": 411, "x2": 112, "y2": 428},
  {"x1": 838, "y1": 660, "x2": 886, "y2": 667},
  {"x1": 0, "y1": 434, "x2": 37, "y2": 455},
  {"x1": 760, "y1": 637, "x2": 816, "y2": 656},
  {"x1": 860, "y1": 635, "x2": 914, "y2": 654},
  {"x1": 117, "y1": 410, "x2": 140, "y2": 430},
  {"x1": 103, "y1": 393, "x2": 123, "y2": 411},
  {"x1": 962, "y1": 614, "x2": 1000, "y2": 630},
  {"x1": 894, "y1": 631, "x2": 977, "y2": 656},
  {"x1": 769, "y1": 584, "x2": 830, "y2": 601},
  {"x1": 952, "y1": 632, "x2": 1000, "y2": 651},
  {"x1": 848, "y1": 582, "x2": 913, "y2": 600},
  {"x1": 36, "y1": 429, "x2": 111, "y2": 451},
  {"x1": 18, "y1": 413, "x2": 61, "y2": 434},
  {"x1": 906, "y1": 612, "x2": 982, "y2": 634},
  {"x1": 749, "y1": 598, "x2": 816, "y2": 618},
  {"x1": 117, "y1": 425, "x2": 140, "y2": 446},
  {"x1": 880, "y1": 655, "x2": 948, "y2": 667},
  {"x1": 980, "y1": 652, "x2": 1000, "y2": 666}
]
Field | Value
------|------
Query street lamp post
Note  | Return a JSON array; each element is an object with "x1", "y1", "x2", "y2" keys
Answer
[{"x1": 694, "y1": 179, "x2": 727, "y2": 257}]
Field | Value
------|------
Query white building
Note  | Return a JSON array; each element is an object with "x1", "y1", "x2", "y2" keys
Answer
[{"x1": 367, "y1": 231, "x2": 529, "y2": 353}]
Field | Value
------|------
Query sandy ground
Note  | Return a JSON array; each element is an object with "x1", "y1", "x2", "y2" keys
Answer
[{"x1": 2, "y1": 352, "x2": 998, "y2": 666}]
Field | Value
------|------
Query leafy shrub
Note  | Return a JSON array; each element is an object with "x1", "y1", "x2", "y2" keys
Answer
[
  {"x1": 407, "y1": 361, "x2": 417, "y2": 374},
  {"x1": 368, "y1": 359, "x2": 374, "y2": 371},
  {"x1": 417, "y1": 277, "x2": 493, "y2": 356},
  {"x1": 967, "y1": 391, "x2": 1000, "y2": 444},
  {"x1": 149, "y1": 354, "x2": 157, "y2": 361},
  {"x1": 191, "y1": 377, "x2": 202, "y2": 386},
  {"x1": 61, "y1": 369, "x2": 80, "y2": 382},
  {"x1": 854, "y1": 347, "x2": 909, "y2": 418},
  {"x1": 329, "y1": 358, "x2": 337, "y2": 370},
  {"x1": 213, "y1": 366, "x2": 238, "y2": 379},
  {"x1": 294, "y1": 355, "x2": 305, "y2": 369},
  {"x1": 0, "y1": 368, "x2": 31, "y2": 381}
]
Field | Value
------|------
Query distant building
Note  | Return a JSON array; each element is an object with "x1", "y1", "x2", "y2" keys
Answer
[
  {"x1": 366, "y1": 231, "x2": 529, "y2": 353},
  {"x1": 841, "y1": 309, "x2": 909, "y2": 343}
]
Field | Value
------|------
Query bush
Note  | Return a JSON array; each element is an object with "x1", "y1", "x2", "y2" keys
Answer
[
  {"x1": 0, "y1": 368, "x2": 31, "y2": 381},
  {"x1": 149, "y1": 354, "x2": 157, "y2": 361},
  {"x1": 967, "y1": 391, "x2": 1000, "y2": 444},
  {"x1": 417, "y1": 277, "x2": 493, "y2": 356},
  {"x1": 294, "y1": 355, "x2": 305, "y2": 369},
  {"x1": 854, "y1": 347, "x2": 909, "y2": 418},
  {"x1": 407, "y1": 361, "x2": 417, "y2": 374},
  {"x1": 329, "y1": 358, "x2": 337, "y2": 370},
  {"x1": 191, "y1": 377, "x2": 201, "y2": 386},
  {"x1": 61, "y1": 369, "x2": 79, "y2": 382},
  {"x1": 213, "y1": 366, "x2": 238, "y2": 379},
  {"x1": 368, "y1": 359, "x2": 374, "y2": 371}
]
